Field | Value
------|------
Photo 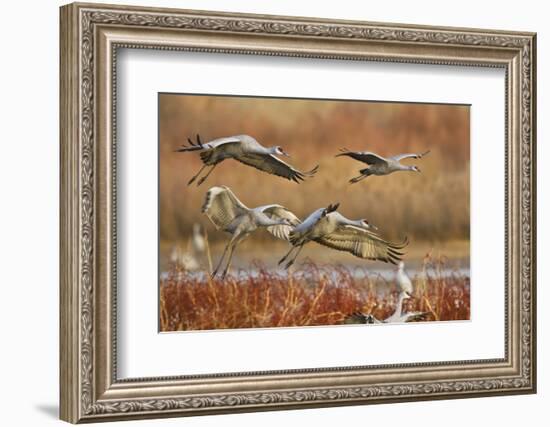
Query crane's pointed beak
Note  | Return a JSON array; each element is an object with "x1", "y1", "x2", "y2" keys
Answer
[
  {"x1": 363, "y1": 219, "x2": 378, "y2": 231},
  {"x1": 280, "y1": 149, "x2": 290, "y2": 157}
]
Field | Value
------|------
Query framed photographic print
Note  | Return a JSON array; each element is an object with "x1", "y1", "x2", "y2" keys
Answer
[{"x1": 60, "y1": 2, "x2": 537, "y2": 423}]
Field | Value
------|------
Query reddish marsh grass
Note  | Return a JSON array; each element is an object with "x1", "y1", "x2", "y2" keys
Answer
[{"x1": 159, "y1": 255, "x2": 470, "y2": 332}]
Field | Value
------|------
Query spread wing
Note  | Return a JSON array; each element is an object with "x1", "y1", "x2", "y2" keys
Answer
[
  {"x1": 258, "y1": 204, "x2": 301, "y2": 241},
  {"x1": 315, "y1": 226, "x2": 408, "y2": 264},
  {"x1": 402, "y1": 312, "x2": 431, "y2": 322},
  {"x1": 175, "y1": 135, "x2": 241, "y2": 153},
  {"x1": 201, "y1": 186, "x2": 249, "y2": 230},
  {"x1": 235, "y1": 153, "x2": 319, "y2": 183},
  {"x1": 336, "y1": 149, "x2": 387, "y2": 165},
  {"x1": 289, "y1": 205, "x2": 337, "y2": 246},
  {"x1": 343, "y1": 312, "x2": 381, "y2": 324},
  {"x1": 391, "y1": 150, "x2": 430, "y2": 161}
]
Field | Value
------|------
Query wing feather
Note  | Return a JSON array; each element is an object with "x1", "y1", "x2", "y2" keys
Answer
[
  {"x1": 259, "y1": 204, "x2": 301, "y2": 241},
  {"x1": 201, "y1": 186, "x2": 249, "y2": 230},
  {"x1": 336, "y1": 149, "x2": 387, "y2": 165},
  {"x1": 402, "y1": 312, "x2": 430, "y2": 322},
  {"x1": 235, "y1": 153, "x2": 318, "y2": 183},
  {"x1": 315, "y1": 226, "x2": 408, "y2": 264},
  {"x1": 175, "y1": 136, "x2": 241, "y2": 153},
  {"x1": 391, "y1": 150, "x2": 430, "y2": 161},
  {"x1": 288, "y1": 207, "x2": 329, "y2": 245}
]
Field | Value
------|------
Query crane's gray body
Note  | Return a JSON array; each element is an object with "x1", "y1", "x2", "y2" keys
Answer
[
  {"x1": 177, "y1": 134, "x2": 319, "y2": 185},
  {"x1": 202, "y1": 186, "x2": 300, "y2": 278},
  {"x1": 280, "y1": 205, "x2": 407, "y2": 268},
  {"x1": 336, "y1": 149, "x2": 429, "y2": 183}
]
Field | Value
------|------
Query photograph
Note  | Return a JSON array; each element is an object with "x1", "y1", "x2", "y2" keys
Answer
[{"x1": 158, "y1": 94, "x2": 471, "y2": 332}]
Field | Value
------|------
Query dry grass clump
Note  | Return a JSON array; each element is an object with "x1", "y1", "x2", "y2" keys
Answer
[{"x1": 160, "y1": 255, "x2": 470, "y2": 332}]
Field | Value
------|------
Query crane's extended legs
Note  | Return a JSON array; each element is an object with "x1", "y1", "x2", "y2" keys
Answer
[
  {"x1": 212, "y1": 234, "x2": 243, "y2": 279},
  {"x1": 278, "y1": 244, "x2": 304, "y2": 270},
  {"x1": 220, "y1": 241, "x2": 238, "y2": 279},
  {"x1": 212, "y1": 235, "x2": 234, "y2": 278},
  {"x1": 187, "y1": 164, "x2": 208, "y2": 185},
  {"x1": 278, "y1": 245, "x2": 298, "y2": 266},
  {"x1": 284, "y1": 245, "x2": 304, "y2": 269},
  {"x1": 349, "y1": 173, "x2": 368, "y2": 184},
  {"x1": 197, "y1": 164, "x2": 217, "y2": 186}
]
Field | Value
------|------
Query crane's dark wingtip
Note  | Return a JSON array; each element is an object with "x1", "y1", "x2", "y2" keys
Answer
[
  {"x1": 291, "y1": 165, "x2": 319, "y2": 183},
  {"x1": 304, "y1": 165, "x2": 320, "y2": 177},
  {"x1": 325, "y1": 202, "x2": 340, "y2": 214},
  {"x1": 175, "y1": 135, "x2": 206, "y2": 152},
  {"x1": 336, "y1": 148, "x2": 351, "y2": 158},
  {"x1": 174, "y1": 146, "x2": 191, "y2": 152},
  {"x1": 393, "y1": 236, "x2": 409, "y2": 250},
  {"x1": 349, "y1": 175, "x2": 364, "y2": 184}
]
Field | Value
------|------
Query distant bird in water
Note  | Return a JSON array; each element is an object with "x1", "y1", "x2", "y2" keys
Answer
[
  {"x1": 191, "y1": 223, "x2": 206, "y2": 255},
  {"x1": 389, "y1": 261, "x2": 430, "y2": 322},
  {"x1": 344, "y1": 262, "x2": 429, "y2": 324},
  {"x1": 279, "y1": 203, "x2": 408, "y2": 269},
  {"x1": 168, "y1": 223, "x2": 207, "y2": 272},
  {"x1": 343, "y1": 293, "x2": 429, "y2": 325},
  {"x1": 396, "y1": 260, "x2": 413, "y2": 295},
  {"x1": 336, "y1": 148, "x2": 430, "y2": 183},
  {"x1": 384, "y1": 291, "x2": 424, "y2": 323},
  {"x1": 169, "y1": 244, "x2": 200, "y2": 271},
  {"x1": 202, "y1": 186, "x2": 300, "y2": 279},
  {"x1": 176, "y1": 134, "x2": 319, "y2": 185}
]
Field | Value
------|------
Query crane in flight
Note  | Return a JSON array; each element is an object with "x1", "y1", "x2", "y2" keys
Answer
[
  {"x1": 202, "y1": 186, "x2": 300, "y2": 279},
  {"x1": 278, "y1": 203, "x2": 408, "y2": 269},
  {"x1": 336, "y1": 148, "x2": 430, "y2": 183},
  {"x1": 176, "y1": 134, "x2": 319, "y2": 186}
]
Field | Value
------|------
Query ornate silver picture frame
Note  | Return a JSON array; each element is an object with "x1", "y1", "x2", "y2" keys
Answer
[{"x1": 60, "y1": 2, "x2": 536, "y2": 423}]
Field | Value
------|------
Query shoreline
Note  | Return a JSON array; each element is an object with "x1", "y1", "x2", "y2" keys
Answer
[{"x1": 160, "y1": 238, "x2": 470, "y2": 273}]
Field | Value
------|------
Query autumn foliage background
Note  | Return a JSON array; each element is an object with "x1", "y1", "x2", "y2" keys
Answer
[
  {"x1": 158, "y1": 94, "x2": 470, "y2": 331},
  {"x1": 160, "y1": 94, "x2": 469, "y2": 247}
]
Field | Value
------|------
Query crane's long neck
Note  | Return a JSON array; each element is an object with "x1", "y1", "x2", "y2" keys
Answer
[
  {"x1": 346, "y1": 219, "x2": 366, "y2": 228},
  {"x1": 396, "y1": 164, "x2": 415, "y2": 172},
  {"x1": 338, "y1": 216, "x2": 372, "y2": 231},
  {"x1": 257, "y1": 215, "x2": 287, "y2": 227},
  {"x1": 393, "y1": 292, "x2": 408, "y2": 318}
]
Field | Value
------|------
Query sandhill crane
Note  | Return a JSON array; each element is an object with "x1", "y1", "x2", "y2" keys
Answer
[
  {"x1": 396, "y1": 260, "x2": 413, "y2": 295},
  {"x1": 384, "y1": 291, "x2": 429, "y2": 323},
  {"x1": 169, "y1": 244, "x2": 200, "y2": 271},
  {"x1": 344, "y1": 293, "x2": 429, "y2": 325},
  {"x1": 202, "y1": 186, "x2": 300, "y2": 279},
  {"x1": 168, "y1": 224, "x2": 207, "y2": 273},
  {"x1": 278, "y1": 204, "x2": 408, "y2": 269},
  {"x1": 384, "y1": 291, "x2": 412, "y2": 323},
  {"x1": 336, "y1": 148, "x2": 430, "y2": 183},
  {"x1": 176, "y1": 134, "x2": 319, "y2": 186},
  {"x1": 191, "y1": 223, "x2": 206, "y2": 255}
]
